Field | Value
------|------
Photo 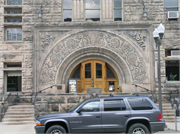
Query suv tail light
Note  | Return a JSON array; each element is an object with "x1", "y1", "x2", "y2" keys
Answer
[{"x1": 158, "y1": 113, "x2": 162, "y2": 121}]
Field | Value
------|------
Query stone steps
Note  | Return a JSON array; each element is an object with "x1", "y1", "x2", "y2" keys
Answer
[
  {"x1": 157, "y1": 103, "x2": 180, "y2": 123},
  {"x1": 2, "y1": 104, "x2": 35, "y2": 125}
]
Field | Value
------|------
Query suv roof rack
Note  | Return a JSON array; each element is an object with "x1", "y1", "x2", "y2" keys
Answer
[
  {"x1": 133, "y1": 93, "x2": 139, "y2": 96},
  {"x1": 109, "y1": 94, "x2": 114, "y2": 97}
]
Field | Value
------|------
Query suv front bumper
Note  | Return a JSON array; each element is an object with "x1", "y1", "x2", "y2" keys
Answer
[
  {"x1": 35, "y1": 126, "x2": 45, "y2": 134},
  {"x1": 150, "y1": 122, "x2": 165, "y2": 132}
]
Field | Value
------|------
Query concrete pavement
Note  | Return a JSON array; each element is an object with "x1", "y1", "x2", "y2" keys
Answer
[{"x1": 0, "y1": 122, "x2": 180, "y2": 134}]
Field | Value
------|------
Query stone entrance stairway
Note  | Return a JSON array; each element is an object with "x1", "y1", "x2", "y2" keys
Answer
[
  {"x1": 158, "y1": 103, "x2": 180, "y2": 123},
  {"x1": 2, "y1": 105, "x2": 35, "y2": 125}
]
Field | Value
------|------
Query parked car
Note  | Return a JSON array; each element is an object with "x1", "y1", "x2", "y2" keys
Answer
[{"x1": 35, "y1": 95, "x2": 165, "y2": 134}]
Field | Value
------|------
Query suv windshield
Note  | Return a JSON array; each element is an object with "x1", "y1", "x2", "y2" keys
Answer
[{"x1": 68, "y1": 101, "x2": 84, "y2": 112}]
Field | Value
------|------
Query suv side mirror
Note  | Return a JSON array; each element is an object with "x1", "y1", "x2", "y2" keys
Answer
[{"x1": 76, "y1": 108, "x2": 82, "y2": 113}]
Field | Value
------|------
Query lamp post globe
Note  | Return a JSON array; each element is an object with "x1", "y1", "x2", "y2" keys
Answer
[
  {"x1": 158, "y1": 23, "x2": 165, "y2": 39},
  {"x1": 153, "y1": 28, "x2": 159, "y2": 38}
]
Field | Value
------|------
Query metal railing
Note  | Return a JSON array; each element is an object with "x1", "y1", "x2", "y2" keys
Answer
[
  {"x1": 2, "y1": 93, "x2": 11, "y2": 105},
  {"x1": 132, "y1": 84, "x2": 156, "y2": 103},
  {"x1": 32, "y1": 85, "x2": 56, "y2": 105}
]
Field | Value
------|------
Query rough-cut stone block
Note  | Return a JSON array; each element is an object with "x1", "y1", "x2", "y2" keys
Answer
[
  {"x1": 35, "y1": 101, "x2": 48, "y2": 112},
  {"x1": 44, "y1": 96, "x2": 65, "y2": 103},
  {"x1": 19, "y1": 97, "x2": 32, "y2": 103},
  {"x1": 51, "y1": 104, "x2": 59, "y2": 112},
  {"x1": 67, "y1": 97, "x2": 80, "y2": 103}
]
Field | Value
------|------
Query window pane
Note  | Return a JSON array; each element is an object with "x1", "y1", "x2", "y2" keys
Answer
[
  {"x1": 164, "y1": 8, "x2": 178, "y2": 12},
  {"x1": 104, "y1": 100, "x2": 126, "y2": 111},
  {"x1": 128, "y1": 98, "x2": 153, "y2": 110},
  {"x1": 86, "y1": 10, "x2": 100, "y2": 21},
  {"x1": 164, "y1": 0, "x2": 178, "y2": 7},
  {"x1": 96, "y1": 63, "x2": 102, "y2": 78},
  {"x1": 86, "y1": 0, "x2": 100, "y2": 9},
  {"x1": 64, "y1": 0, "x2": 72, "y2": 9},
  {"x1": 7, "y1": 19, "x2": 22, "y2": 23},
  {"x1": 64, "y1": 10, "x2": 72, "y2": 22},
  {"x1": 6, "y1": 28, "x2": 22, "y2": 41},
  {"x1": 114, "y1": 0, "x2": 122, "y2": 8},
  {"x1": 109, "y1": 81, "x2": 115, "y2": 91},
  {"x1": 12, "y1": 33, "x2": 17, "y2": 40},
  {"x1": 7, "y1": 32, "x2": 11, "y2": 40},
  {"x1": 81, "y1": 101, "x2": 100, "y2": 112},
  {"x1": 7, "y1": 76, "x2": 21, "y2": 92},
  {"x1": 7, "y1": 0, "x2": 22, "y2": 5},
  {"x1": 85, "y1": 63, "x2": 91, "y2": 78},
  {"x1": 114, "y1": 9, "x2": 122, "y2": 21},
  {"x1": 7, "y1": 10, "x2": 22, "y2": 14},
  {"x1": 17, "y1": 33, "x2": 22, "y2": 40},
  {"x1": 107, "y1": 66, "x2": 115, "y2": 78},
  {"x1": 72, "y1": 66, "x2": 80, "y2": 79}
]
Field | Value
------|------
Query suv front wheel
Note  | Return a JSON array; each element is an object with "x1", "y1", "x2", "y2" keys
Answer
[
  {"x1": 46, "y1": 125, "x2": 66, "y2": 134},
  {"x1": 128, "y1": 123, "x2": 149, "y2": 134}
]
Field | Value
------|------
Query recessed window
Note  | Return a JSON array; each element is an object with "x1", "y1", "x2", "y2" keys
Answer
[
  {"x1": 4, "y1": 8, "x2": 22, "y2": 14},
  {"x1": 166, "y1": 60, "x2": 179, "y2": 81},
  {"x1": 164, "y1": 0, "x2": 178, "y2": 12},
  {"x1": 63, "y1": 0, "x2": 72, "y2": 22},
  {"x1": 6, "y1": 28, "x2": 22, "y2": 41},
  {"x1": 114, "y1": 0, "x2": 122, "y2": 21},
  {"x1": 85, "y1": 0, "x2": 100, "y2": 21},
  {"x1": 7, "y1": 0, "x2": 22, "y2": 5},
  {"x1": 5, "y1": 63, "x2": 22, "y2": 68},
  {"x1": 165, "y1": 49, "x2": 180, "y2": 57},
  {"x1": 6, "y1": 72, "x2": 21, "y2": 92},
  {"x1": 5, "y1": 18, "x2": 22, "y2": 23}
]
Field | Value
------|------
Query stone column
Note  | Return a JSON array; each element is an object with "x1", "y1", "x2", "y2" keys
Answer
[
  {"x1": 73, "y1": 0, "x2": 84, "y2": 22},
  {"x1": 101, "y1": 0, "x2": 113, "y2": 21}
]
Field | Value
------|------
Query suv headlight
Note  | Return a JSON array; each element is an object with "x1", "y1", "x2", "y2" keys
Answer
[{"x1": 36, "y1": 120, "x2": 41, "y2": 126}]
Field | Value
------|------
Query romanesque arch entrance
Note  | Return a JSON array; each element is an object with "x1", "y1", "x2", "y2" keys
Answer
[{"x1": 70, "y1": 60, "x2": 118, "y2": 93}]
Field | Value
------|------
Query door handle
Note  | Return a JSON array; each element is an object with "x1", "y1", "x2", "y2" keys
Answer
[
  {"x1": 96, "y1": 116, "x2": 101, "y2": 118},
  {"x1": 124, "y1": 115, "x2": 130, "y2": 117}
]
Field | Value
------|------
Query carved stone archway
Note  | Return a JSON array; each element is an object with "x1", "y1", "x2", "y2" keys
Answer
[{"x1": 39, "y1": 30, "x2": 148, "y2": 91}]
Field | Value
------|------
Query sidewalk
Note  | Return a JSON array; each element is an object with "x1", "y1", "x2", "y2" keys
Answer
[
  {"x1": 0, "y1": 122, "x2": 180, "y2": 134},
  {"x1": 0, "y1": 122, "x2": 36, "y2": 134}
]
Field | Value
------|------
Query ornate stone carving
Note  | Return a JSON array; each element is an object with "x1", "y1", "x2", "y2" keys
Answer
[
  {"x1": 40, "y1": 33, "x2": 55, "y2": 52},
  {"x1": 40, "y1": 31, "x2": 147, "y2": 84},
  {"x1": 124, "y1": 32, "x2": 146, "y2": 50}
]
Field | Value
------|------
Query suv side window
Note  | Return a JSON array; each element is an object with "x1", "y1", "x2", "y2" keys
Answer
[
  {"x1": 104, "y1": 99, "x2": 126, "y2": 111},
  {"x1": 128, "y1": 98, "x2": 153, "y2": 110},
  {"x1": 81, "y1": 101, "x2": 100, "y2": 112}
]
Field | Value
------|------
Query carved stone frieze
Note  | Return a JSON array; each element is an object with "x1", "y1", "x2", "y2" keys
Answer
[
  {"x1": 40, "y1": 31, "x2": 147, "y2": 84},
  {"x1": 124, "y1": 31, "x2": 146, "y2": 50},
  {"x1": 40, "y1": 31, "x2": 70, "y2": 52},
  {"x1": 40, "y1": 33, "x2": 55, "y2": 52}
]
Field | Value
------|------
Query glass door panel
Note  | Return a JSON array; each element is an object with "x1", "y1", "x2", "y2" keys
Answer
[
  {"x1": 85, "y1": 63, "x2": 91, "y2": 78},
  {"x1": 96, "y1": 63, "x2": 102, "y2": 78}
]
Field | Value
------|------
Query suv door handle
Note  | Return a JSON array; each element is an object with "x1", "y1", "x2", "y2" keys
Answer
[
  {"x1": 96, "y1": 116, "x2": 101, "y2": 118},
  {"x1": 124, "y1": 115, "x2": 130, "y2": 117}
]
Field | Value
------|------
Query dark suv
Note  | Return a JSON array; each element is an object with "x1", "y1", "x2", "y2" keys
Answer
[{"x1": 35, "y1": 95, "x2": 165, "y2": 134}]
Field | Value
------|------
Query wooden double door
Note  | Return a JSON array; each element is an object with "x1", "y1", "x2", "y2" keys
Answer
[
  {"x1": 81, "y1": 60, "x2": 106, "y2": 93},
  {"x1": 70, "y1": 60, "x2": 118, "y2": 93}
]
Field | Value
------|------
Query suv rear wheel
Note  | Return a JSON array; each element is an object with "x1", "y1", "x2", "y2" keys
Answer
[
  {"x1": 128, "y1": 123, "x2": 149, "y2": 134},
  {"x1": 46, "y1": 125, "x2": 66, "y2": 134}
]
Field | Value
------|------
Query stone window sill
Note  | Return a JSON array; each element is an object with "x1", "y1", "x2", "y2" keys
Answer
[{"x1": 166, "y1": 81, "x2": 180, "y2": 83}]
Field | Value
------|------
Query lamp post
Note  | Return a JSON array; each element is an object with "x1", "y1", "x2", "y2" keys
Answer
[{"x1": 153, "y1": 23, "x2": 165, "y2": 116}]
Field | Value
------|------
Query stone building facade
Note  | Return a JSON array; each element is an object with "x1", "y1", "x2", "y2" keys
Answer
[{"x1": 0, "y1": 0, "x2": 180, "y2": 117}]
